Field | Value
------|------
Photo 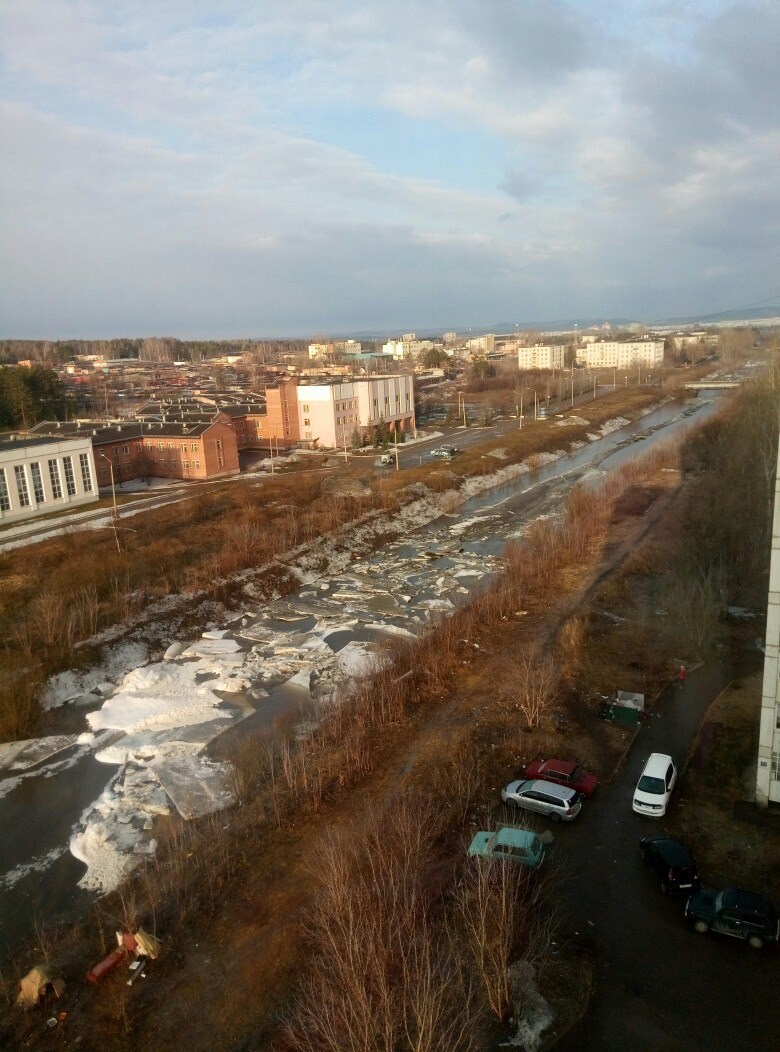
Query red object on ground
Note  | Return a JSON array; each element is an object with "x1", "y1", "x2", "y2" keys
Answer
[
  {"x1": 86, "y1": 948, "x2": 127, "y2": 984},
  {"x1": 523, "y1": 758, "x2": 599, "y2": 797}
]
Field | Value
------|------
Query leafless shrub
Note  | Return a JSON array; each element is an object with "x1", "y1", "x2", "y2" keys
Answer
[
  {"x1": 661, "y1": 566, "x2": 727, "y2": 660},
  {"x1": 500, "y1": 650, "x2": 560, "y2": 729},
  {"x1": 282, "y1": 796, "x2": 478, "y2": 1052},
  {"x1": 455, "y1": 857, "x2": 556, "y2": 1022}
]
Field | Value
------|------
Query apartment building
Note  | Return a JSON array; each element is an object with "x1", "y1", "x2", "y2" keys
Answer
[
  {"x1": 759, "y1": 440, "x2": 780, "y2": 805},
  {"x1": 576, "y1": 340, "x2": 665, "y2": 368},
  {"x1": 263, "y1": 375, "x2": 415, "y2": 448},
  {"x1": 518, "y1": 345, "x2": 565, "y2": 370},
  {"x1": 0, "y1": 435, "x2": 98, "y2": 524},
  {"x1": 466, "y1": 334, "x2": 496, "y2": 355}
]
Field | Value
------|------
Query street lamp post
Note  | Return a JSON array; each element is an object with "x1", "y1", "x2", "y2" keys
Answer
[{"x1": 97, "y1": 452, "x2": 120, "y2": 554}]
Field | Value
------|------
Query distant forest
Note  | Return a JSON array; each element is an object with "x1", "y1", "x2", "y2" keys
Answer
[{"x1": 0, "y1": 337, "x2": 309, "y2": 365}]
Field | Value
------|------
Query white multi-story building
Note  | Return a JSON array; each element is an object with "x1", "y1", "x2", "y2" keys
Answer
[
  {"x1": 308, "y1": 342, "x2": 333, "y2": 360},
  {"x1": 0, "y1": 435, "x2": 99, "y2": 524},
  {"x1": 335, "y1": 340, "x2": 363, "y2": 355},
  {"x1": 758, "y1": 440, "x2": 780, "y2": 805},
  {"x1": 466, "y1": 334, "x2": 496, "y2": 355},
  {"x1": 296, "y1": 375, "x2": 415, "y2": 448},
  {"x1": 575, "y1": 340, "x2": 664, "y2": 368},
  {"x1": 382, "y1": 338, "x2": 434, "y2": 360},
  {"x1": 443, "y1": 332, "x2": 458, "y2": 346},
  {"x1": 518, "y1": 345, "x2": 565, "y2": 370}
]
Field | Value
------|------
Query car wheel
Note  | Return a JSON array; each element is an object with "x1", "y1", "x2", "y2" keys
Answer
[
  {"x1": 693, "y1": 920, "x2": 709, "y2": 934},
  {"x1": 661, "y1": 881, "x2": 670, "y2": 894},
  {"x1": 748, "y1": 935, "x2": 765, "y2": 950},
  {"x1": 550, "y1": 812, "x2": 563, "y2": 823}
]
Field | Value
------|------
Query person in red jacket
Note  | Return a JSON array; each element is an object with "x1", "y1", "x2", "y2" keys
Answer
[{"x1": 677, "y1": 664, "x2": 686, "y2": 687}]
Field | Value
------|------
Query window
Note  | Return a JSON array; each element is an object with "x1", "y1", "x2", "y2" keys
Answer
[
  {"x1": 303, "y1": 404, "x2": 309, "y2": 412},
  {"x1": 168, "y1": 442, "x2": 174, "y2": 450},
  {"x1": 122, "y1": 445, "x2": 130, "y2": 454},
  {"x1": 772, "y1": 752, "x2": 780, "y2": 780},
  {"x1": 136, "y1": 443, "x2": 142, "y2": 452},
  {"x1": 304, "y1": 418, "x2": 310, "y2": 426},
  {"x1": 48, "y1": 459, "x2": 63, "y2": 498},
  {"x1": 30, "y1": 462, "x2": 45, "y2": 503},
  {"x1": 14, "y1": 465, "x2": 31, "y2": 507},
  {"x1": 183, "y1": 460, "x2": 189, "y2": 471},
  {"x1": 304, "y1": 431, "x2": 312, "y2": 440},
  {"x1": 193, "y1": 459, "x2": 200, "y2": 469},
  {"x1": 79, "y1": 453, "x2": 93, "y2": 492},
  {"x1": 191, "y1": 442, "x2": 198, "y2": 451},
  {"x1": 0, "y1": 468, "x2": 10, "y2": 511},
  {"x1": 157, "y1": 442, "x2": 164, "y2": 451},
  {"x1": 62, "y1": 456, "x2": 77, "y2": 495},
  {"x1": 180, "y1": 443, "x2": 187, "y2": 452}
]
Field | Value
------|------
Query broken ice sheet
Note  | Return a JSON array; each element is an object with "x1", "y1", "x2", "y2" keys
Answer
[
  {"x1": 0, "y1": 736, "x2": 77, "y2": 774},
  {"x1": 152, "y1": 754, "x2": 234, "y2": 821}
]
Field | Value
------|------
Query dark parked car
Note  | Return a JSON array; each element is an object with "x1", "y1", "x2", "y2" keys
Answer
[
  {"x1": 685, "y1": 887, "x2": 779, "y2": 949},
  {"x1": 639, "y1": 835, "x2": 700, "y2": 894},
  {"x1": 524, "y1": 758, "x2": 599, "y2": 797}
]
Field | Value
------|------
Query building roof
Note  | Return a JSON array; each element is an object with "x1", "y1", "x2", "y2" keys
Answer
[
  {"x1": 29, "y1": 419, "x2": 222, "y2": 443},
  {"x1": 0, "y1": 434, "x2": 88, "y2": 453}
]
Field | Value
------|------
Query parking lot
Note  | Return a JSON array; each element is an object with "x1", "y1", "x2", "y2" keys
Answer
[{"x1": 551, "y1": 661, "x2": 779, "y2": 1051}]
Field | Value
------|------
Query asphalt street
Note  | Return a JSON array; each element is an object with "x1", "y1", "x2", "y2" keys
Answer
[{"x1": 550, "y1": 660, "x2": 778, "y2": 1052}]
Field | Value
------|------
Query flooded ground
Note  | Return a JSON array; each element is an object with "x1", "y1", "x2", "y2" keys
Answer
[{"x1": 0, "y1": 394, "x2": 724, "y2": 953}]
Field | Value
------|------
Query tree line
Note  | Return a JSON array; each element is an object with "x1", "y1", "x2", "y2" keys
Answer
[{"x1": 0, "y1": 366, "x2": 66, "y2": 429}]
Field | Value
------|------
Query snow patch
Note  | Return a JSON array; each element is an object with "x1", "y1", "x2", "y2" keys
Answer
[{"x1": 41, "y1": 641, "x2": 149, "y2": 710}]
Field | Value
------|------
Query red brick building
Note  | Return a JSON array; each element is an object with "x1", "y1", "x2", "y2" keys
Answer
[{"x1": 29, "y1": 419, "x2": 240, "y2": 485}]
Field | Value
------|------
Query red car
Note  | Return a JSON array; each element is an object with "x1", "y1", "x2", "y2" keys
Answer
[{"x1": 523, "y1": 758, "x2": 599, "y2": 797}]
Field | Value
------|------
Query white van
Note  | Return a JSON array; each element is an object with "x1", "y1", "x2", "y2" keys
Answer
[{"x1": 633, "y1": 753, "x2": 676, "y2": 817}]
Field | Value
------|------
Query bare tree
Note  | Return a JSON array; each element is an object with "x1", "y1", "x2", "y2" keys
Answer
[{"x1": 501, "y1": 649, "x2": 560, "y2": 729}]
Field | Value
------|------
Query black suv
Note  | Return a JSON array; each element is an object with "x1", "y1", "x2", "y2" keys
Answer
[
  {"x1": 640, "y1": 835, "x2": 701, "y2": 894},
  {"x1": 685, "y1": 888, "x2": 779, "y2": 949}
]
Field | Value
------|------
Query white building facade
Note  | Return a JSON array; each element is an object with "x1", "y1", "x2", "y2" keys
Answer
[
  {"x1": 466, "y1": 334, "x2": 496, "y2": 355},
  {"x1": 0, "y1": 435, "x2": 99, "y2": 524},
  {"x1": 296, "y1": 375, "x2": 415, "y2": 448},
  {"x1": 381, "y1": 338, "x2": 434, "y2": 360},
  {"x1": 518, "y1": 345, "x2": 565, "y2": 370},
  {"x1": 576, "y1": 340, "x2": 664, "y2": 368},
  {"x1": 758, "y1": 438, "x2": 780, "y2": 805}
]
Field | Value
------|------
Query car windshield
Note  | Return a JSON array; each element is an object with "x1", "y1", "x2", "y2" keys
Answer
[
  {"x1": 571, "y1": 766, "x2": 583, "y2": 780},
  {"x1": 637, "y1": 775, "x2": 665, "y2": 794}
]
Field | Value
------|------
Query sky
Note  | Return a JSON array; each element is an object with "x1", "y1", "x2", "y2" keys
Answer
[{"x1": 1, "y1": 0, "x2": 778, "y2": 338}]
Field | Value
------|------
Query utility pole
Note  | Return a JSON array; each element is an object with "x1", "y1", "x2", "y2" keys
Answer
[
  {"x1": 393, "y1": 427, "x2": 399, "y2": 471},
  {"x1": 571, "y1": 363, "x2": 575, "y2": 408},
  {"x1": 519, "y1": 387, "x2": 523, "y2": 429}
]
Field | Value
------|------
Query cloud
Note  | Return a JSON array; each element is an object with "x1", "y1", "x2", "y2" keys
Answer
[{"x1": 0, "y1": 1, "x2": 778, "y2": 334}]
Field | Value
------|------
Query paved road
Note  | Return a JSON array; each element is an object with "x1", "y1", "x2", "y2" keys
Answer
[{"x1": 550, "y1": 660, "x2": 778, "y2": 1051}]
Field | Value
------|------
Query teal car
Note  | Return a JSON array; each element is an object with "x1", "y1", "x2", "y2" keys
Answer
[{"x1": 467, "y1": 827, "x2": 545, "y2": 869}]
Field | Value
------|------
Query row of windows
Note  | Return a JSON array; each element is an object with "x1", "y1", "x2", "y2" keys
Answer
[
  {"x1": 111, "y1": 441, "x2": 203, "y2": 457},
  {"x1": 0, "y1": 455, "x2": 92, "y2": 512}
]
